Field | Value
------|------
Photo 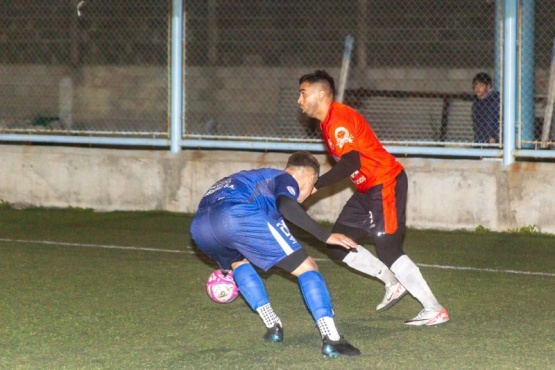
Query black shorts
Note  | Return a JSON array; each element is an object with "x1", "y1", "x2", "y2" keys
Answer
[{"x1": 336, "y1": 170, "x2": 407, "y2": 236}]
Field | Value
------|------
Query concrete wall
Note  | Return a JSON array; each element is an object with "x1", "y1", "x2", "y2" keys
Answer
[
  {"x1": 3, "y1": 65, "x2": 550, "y2": 144},
  {"x1": 1, "y1": 145, "x2": 554, "y2": 234},
  {"x1": 0, "y1": 65, "x2": 501, "y2": 131},
  {"x1": 0, "y1": 65, "x2": 167, "y2": 132},
  {"x1": 3, "y1": 65, "x2": 550, "y2": 142}
]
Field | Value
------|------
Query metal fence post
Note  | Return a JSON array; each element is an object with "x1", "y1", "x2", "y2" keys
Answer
[
  {"x1": 503, "y1": 0, "x2": 518, "y2": 166},
  {"x1": 170, "y1": 0, "x2": 184, "y2": 154},
  {"x1": 520, "y1": 0, "x2": 536, "y2": 148}
]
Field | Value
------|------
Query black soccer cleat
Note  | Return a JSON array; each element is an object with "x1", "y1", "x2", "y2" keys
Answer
[
  {"x1": 321, "y1": 336, "x2": 361, "y2": 357},
  {"x1": 263, "y1": 323, "x2": 283, "y2": 343}
]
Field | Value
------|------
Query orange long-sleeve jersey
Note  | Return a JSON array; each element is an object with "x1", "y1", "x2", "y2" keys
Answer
[{"x1": 320, "y1": 101, "x2": 403, "y2": 193}]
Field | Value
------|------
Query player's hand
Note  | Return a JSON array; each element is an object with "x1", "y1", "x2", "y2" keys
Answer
[
  {"x1": 310, "y1": 187, "x2": 318, "y2": 195},
  {"x1": 326, "y1": 233, "x2": 359, "y2": 251}
]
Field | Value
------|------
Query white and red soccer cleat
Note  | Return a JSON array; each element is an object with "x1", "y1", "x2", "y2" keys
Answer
[
  {"x1": 376, "y1": 281, "x2": 408, "y2": 313},
  {"x1": 404, "y1": 307, "x2": 450, "y2": 326}
]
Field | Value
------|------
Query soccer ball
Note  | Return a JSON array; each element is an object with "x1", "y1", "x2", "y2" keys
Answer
[{"x1": 206, "y1": 269, "x2": 239, "y2": 304}]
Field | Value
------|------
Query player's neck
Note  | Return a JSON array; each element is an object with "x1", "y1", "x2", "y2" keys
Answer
[
  {"x1": 314, "y1": 100, "x2": 333, "y2": 121},
  {"x1": 317, "y1": 100, "x2": 334, "y2": 121}
]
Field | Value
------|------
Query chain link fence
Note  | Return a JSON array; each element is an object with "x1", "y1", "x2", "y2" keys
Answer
[
  {"x1": 184, "y1": 0, "x2": 555, "y2": 149},
  {"x1": 0, "y1": 0, "x2": 169, "y2": 136},
  {"x1": 1, "y1": 1, "x2": 554, "y2": 150},
  {"x1": 524, "y1": 0, "x2": 555, "y2": 148}
]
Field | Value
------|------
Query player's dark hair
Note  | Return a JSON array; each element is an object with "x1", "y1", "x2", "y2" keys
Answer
[
  {"x1": 299, "y1": 70, "x2": 336, "y2": 97},
  {"x1": 286, "y1": 151, "x2": 320, "y2": 175},
  {"x1": 472, "y1": 72, "x2": 492, "y2": 86}
]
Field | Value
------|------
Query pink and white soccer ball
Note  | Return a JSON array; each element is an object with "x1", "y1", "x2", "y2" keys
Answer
[{"x1": 206, "y1": 269, "x2": 239, "y2": 304}]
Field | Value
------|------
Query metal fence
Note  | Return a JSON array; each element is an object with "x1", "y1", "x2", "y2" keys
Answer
[
  {"x1": 0, "y1": 0, "x2": 169, "y2": 136},
  {"x1": 1, "y1": 0, "x2": 554, "y2": 157},
  {"x1": 523, "y1": 0, "x2": 555, "y2": 149}
]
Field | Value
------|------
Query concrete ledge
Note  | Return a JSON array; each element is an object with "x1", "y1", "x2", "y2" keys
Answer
[{"x1": 1, "y1": 145, "x2": 554, "y2": 233}]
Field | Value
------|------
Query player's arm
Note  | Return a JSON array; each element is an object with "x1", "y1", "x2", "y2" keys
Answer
[
  {"x1": 314, "y1": 150, "x2": 361, "y2": 190},
  {"x1": 276, "y1": 195, "x2": 330, "y2": 242},
  {"x1": 276, "y1": 195, "x2": 357, "y2": 250}
]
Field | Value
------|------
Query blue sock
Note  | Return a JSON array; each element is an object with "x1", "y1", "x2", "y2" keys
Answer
[
  {"x1": 233, "y1": 263, "x2": 269, "y2": 311},
  {"x1": 298, "y1": 270, "x2": 333, "y2": 322}
]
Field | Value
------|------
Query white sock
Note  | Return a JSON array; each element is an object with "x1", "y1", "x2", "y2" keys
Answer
[
  {"x1": 256, "y1": 303, "x2": 282, "y2": 328},
  {"x1": 390, "y1": 255, "x2": 442, "y2": 311},
  {"x1": 316, "y1": 316, "x2": 340, "y2": 341},
  {"x1": 342, "y1": 246, "x2": 399, "y2": 285}
]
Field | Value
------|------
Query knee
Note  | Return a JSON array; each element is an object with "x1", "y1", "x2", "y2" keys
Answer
[
  {"x1": 231, "y1": 259, "x2": 249, "y2": 270},
  {"x1": 326, "y1": 244, "x2": 350, "y2": 261},
  {"x1": 374, "y1": 229, "x2": 405, "y2": 268},
  {"x1": 291, "y1": 256, "x2": 319, "y2": 277},
  {"x1": 377, "y1": 248, "x2": 404, "y2": 269}
]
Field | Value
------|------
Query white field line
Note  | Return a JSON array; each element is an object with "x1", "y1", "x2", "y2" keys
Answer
[
  {"x1": 1, "y1": 238, "x2": 555, "y2": 278},
  {"x1": 0, "y1": 238, "x2": 190, "y2": 254},
  {"x1": 416, "y1": 263, "x2": 555, "y2": 277}
]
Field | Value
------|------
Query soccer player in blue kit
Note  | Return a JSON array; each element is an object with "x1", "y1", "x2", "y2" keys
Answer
[{"x1": 191, "y1": 151, "x2": 361, "y2": 357}]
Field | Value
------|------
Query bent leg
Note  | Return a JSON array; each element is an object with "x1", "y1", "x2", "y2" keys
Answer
[
  {"x1": 297, "y1": 268, "x2": 340, "y2": 341},
  {"x1": 232, "y1": 262, "x2": 282, "y2": 332},
  {"x1": 298, "y1": 270, "x2": 334, "y2": 321},
  {"x1": 283, "y1": 256, "x2": 339, "y2": 341},
  {"x1": 331, "y1": 222, "x2": 399, "y2": 285},
  {"x1": 232, "y1": 262, "x2": 269, "y2": 310},
  {"x1": 390, "y1": 255, "x2": 442, "y2": 311},
  {"x1": 374, "y1": 226, "x2": 442, "y2": 312}
]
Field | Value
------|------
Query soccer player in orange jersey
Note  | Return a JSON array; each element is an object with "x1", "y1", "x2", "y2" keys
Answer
[{"x1": 297, "y1": 70, "x2": 449, "y2": 326}]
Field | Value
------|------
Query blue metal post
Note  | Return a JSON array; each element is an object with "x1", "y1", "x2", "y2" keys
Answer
[
  {"x1": 520, "y1": 0, "x2": 535, "y2": 148},
  {"x1": 170, "y1": 0, "x2": 184, "y2": 154},
  {"x1": 494, "y1": 0, "x2": 502, "y2": 92},
  {"x1": 503, "y1": 0, "x2": 518, "y2": 166}
]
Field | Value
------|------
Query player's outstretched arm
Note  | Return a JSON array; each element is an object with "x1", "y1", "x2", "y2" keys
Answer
[
  {"x1": 326, "y1": 233, "x2": 359, "y2": 251},
  {"x1": 313, "y1": 150, "x2": 361, "y2": 191}
]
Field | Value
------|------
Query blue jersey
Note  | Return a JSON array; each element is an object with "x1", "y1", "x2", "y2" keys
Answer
[
  {"x1": 198, "y1": 168, "x2": 299, "y2": 216},
  {"x1": 191, "y1": 168, "x2": 303, "y2": 271}
]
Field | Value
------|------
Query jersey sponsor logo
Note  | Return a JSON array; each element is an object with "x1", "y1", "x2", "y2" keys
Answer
[
  {"x1": 204, "y1": 178, "x2": 235, "y2": 197},
  {"x1": 268, "y1": 221, "x2": 296, "y2": 255},
  {"x1": 286, "y1": 186, "x2": 296, "y2": 196},
  {"x1": 350, "y1": 170, "x2": 367, "y2": 185},
  {"x1": 334, "y1": 127, "x2": 353, "y2": 149},
  {"x1": 275, "y1": 219, "x2": 297, "y2": 244}
]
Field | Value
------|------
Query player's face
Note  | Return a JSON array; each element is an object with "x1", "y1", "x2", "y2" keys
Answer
[
  {"x1": 473, "y1": 82, "x2": 491, "y2": 100},
  {"x1": 298, "y1": 82, "x2": 321, "y2": 119},
  {"x1": 296, "y1": 168, "x2": 318, "y2": 203}
]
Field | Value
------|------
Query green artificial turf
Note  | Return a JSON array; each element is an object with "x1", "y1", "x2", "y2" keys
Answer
[{"x1": 0, "y1": 208, "x2": 554, "y2": 369}]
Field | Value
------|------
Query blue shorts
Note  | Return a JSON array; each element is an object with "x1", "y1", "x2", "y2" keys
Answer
[{"x1": 190, "y1": 201, "x2": 302, "y2": 271}]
